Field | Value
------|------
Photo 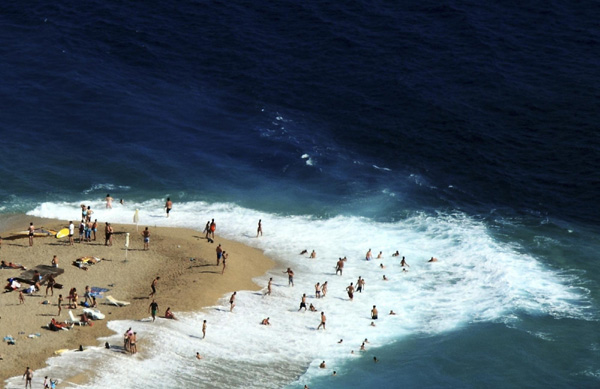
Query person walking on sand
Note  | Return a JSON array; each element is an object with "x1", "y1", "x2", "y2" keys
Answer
[
  {"x1": 210, "y1": 219, "x2": 216, "y2": 239},
  {"x1": 284, "y1": 268, "x2": 294, "y2": 286},
  {"x1": 165, "y1": 197, "x2": 173, "y2": 217},
  {"x1": 221, "y1": 251, "x2": 228, "y2": 274},
  {"x1": 46, "y1": 274, "x2": 56, "y2": 297},
  {"x1": 92, "y1": 219, "x2": 98, "y2": 241},
  {"x1": 106, "y1": 194, "x2": 113, "y2": 209},
  {"x1": 149, "y1": 277, "x2": 160, "y2": 298},
  {"x1": 149, "y1": 299, "x2": 159, "y2": 322},
  {"x1": 19, "y1": 290, "x2": 25, "y2": 304},
  {"x1": 257, "y1": 219, "x2": 262, "y2": 237},
  {"x1": 317, "y1": 312, "x2": 326, "y2": 330},
  {"x1": 216, "y1": 244, "x2": 223, "y2": 266},
  {"x1": 204, "y1": 220, "x2": 211, "y2": 240},
  {"x1": 51, "y1": 255, "x2": 59, "y2": 268},
  {"x1": 28, "y1": 222, "x2": 34, "y2": 246},
  {"x1": 104, "y1": 222, "x2": 112, "y2": 246},
  {"x1": 142, "y1": 227, "x2": 150, "y2": 250},
  {"x1": 68, "y1": 221, "x2": 74, "y2": 246},
  {"x1": 57, "y1": 295, "x2": 63, "y2": 316},
  {"x1": 202, "y1": 320, "x2": 207, "y2": 339},
  {"x1": 23, "y1": 366, "x2": 33, "y2": 388},
  {"x1": 230, "y1": 291, "x2": 236, "y2": 312}
]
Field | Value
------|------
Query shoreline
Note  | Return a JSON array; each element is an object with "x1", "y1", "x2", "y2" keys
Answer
[{"x1": 0, "y1": 214, "x2": 274, "y2": 386}]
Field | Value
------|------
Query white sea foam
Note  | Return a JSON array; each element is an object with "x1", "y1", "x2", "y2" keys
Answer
[
  {"x1": 5, "y1": 201, "x2": 589, "y2": 388},
  {"x1": 82, "y1": 183, "x2": 131, "y2": 195}
]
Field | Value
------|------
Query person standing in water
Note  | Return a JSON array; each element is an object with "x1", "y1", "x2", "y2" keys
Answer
[
  {"x1": 165, "y1": 197, "x2": 173, "y2": 217},
  {"x1": 257, "y1": 219, "x2": 263, "y2": 237},
  {"x1": 149, "y1": 300, "x2": 159, "y2": 322},
  {"x1": 106, "y1": 194, "x2": 113, "y2": 209},
  {"x1": 317, "y1": 312, "x2": 326, "y2": 330},
  {"x1": 23, "y1": 366, "x2": 33, "y2": 388},
  {"x1": 210, "y1": 219, "x2": 216, "y2": 239},
  {"x1": 229, "y1": 291, "x2": 236, "y2": 312}
]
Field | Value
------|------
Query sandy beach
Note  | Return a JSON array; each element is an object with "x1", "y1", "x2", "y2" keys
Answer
[{"x1": 0, "y1": 214, "x2": 274, "y2": 386}]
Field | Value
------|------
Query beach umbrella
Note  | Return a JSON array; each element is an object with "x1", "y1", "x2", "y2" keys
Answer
[{"x1": 133, "y1": 209, "x2": 139, "y2": 231}]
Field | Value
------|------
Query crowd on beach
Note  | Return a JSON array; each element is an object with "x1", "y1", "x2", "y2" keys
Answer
[
  {"x1": 1, "y1": 195, "x2": 185, "y2": 384},
  {"x1": 3, "y1": 193, "x2": 440, "y2": 387}
]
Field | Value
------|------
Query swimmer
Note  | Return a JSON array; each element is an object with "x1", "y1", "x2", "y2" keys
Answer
[
  {"x1": 261, "y1": 317, "x2": 271, "y2": 325},
  {"x1": 373, "y1": 356, "x2": 379, "y2": 363},
  {"x1": 360, "y1": 342, "x2": 366, "y2": 351},
  {"x1": 309, "y1": 303, "x2": 317, "y2": 312},
  {"x1": 370, "y1": 321, "x2": 376, "y2": 327},
  {"x1": 196, "y1": 352, "x2": 203, "y2": 360},
  {"x1": 379, "y1": 263, "x2": 385, "y2": 269},
  {"x1": 371, "y1": 305, "x2": 378, "y2": 320},
  {"x1": 377, "y1": 251, "x2": 383, "y2": 259},
  {"x1": 382, "y1": 275, "x2": 388, "y2": 281},
  {"x1": 389, "y1": 310, "x2": 397, "y2": 315},
  {"x1": 392, "y1": 251, "x2": 400, "y2": 257},
  {"x1": 333, "y1": 371, "x2": 337, "y2": 376},
  {"x1": 428, "y1": 257, "x2": 438, "y2": 262},
  {"x1": 402, "y1": 267, "x2": 408, "y2": 272},
  {"x1": 319, "y1": 361, "x2": 326, "y2": 369},
  {"x1": 338, "y1": 339, "x2": 343, "y2": 344},
  {"x1": 299, "y1": 249, "x2": 308, "y2": 255}
]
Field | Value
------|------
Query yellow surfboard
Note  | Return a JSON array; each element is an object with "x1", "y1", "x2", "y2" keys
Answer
[{"x1": 55, "y1": 228, "x2": 69, "y2": 239}]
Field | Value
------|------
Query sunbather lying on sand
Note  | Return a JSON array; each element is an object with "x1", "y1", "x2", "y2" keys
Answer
[{"x1": 1, "y1": 261, "x2": 27, "y2": 270}]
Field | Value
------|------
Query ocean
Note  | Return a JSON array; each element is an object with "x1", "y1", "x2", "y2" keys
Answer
[{"x1": 2, "y1": 0, "x2": 599, "y2": 388}]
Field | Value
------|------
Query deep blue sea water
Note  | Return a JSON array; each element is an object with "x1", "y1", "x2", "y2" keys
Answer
[{"x1": 1, "y1": 1, "x2": 599, "y2": 388}]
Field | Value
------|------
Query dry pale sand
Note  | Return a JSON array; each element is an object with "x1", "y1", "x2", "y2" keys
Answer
[{"x1": 0, "y1": 214, "x2": 274, "y2": 385}]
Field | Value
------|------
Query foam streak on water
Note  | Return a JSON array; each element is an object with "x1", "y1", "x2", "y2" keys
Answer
[{"x1": 5, "y1": 200, "x2": 589, "y2": 388}]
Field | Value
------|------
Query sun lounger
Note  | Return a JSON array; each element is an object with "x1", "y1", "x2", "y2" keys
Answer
[
  {"x1": 106, "y1": 295, "x2": 130, "y2": 307},
  {"x1": 67, "y1": 310, "x2": 85, "y2": 326},
  {"x1": 82, "y1": 308, "x2": 105, "y2": 320}
]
